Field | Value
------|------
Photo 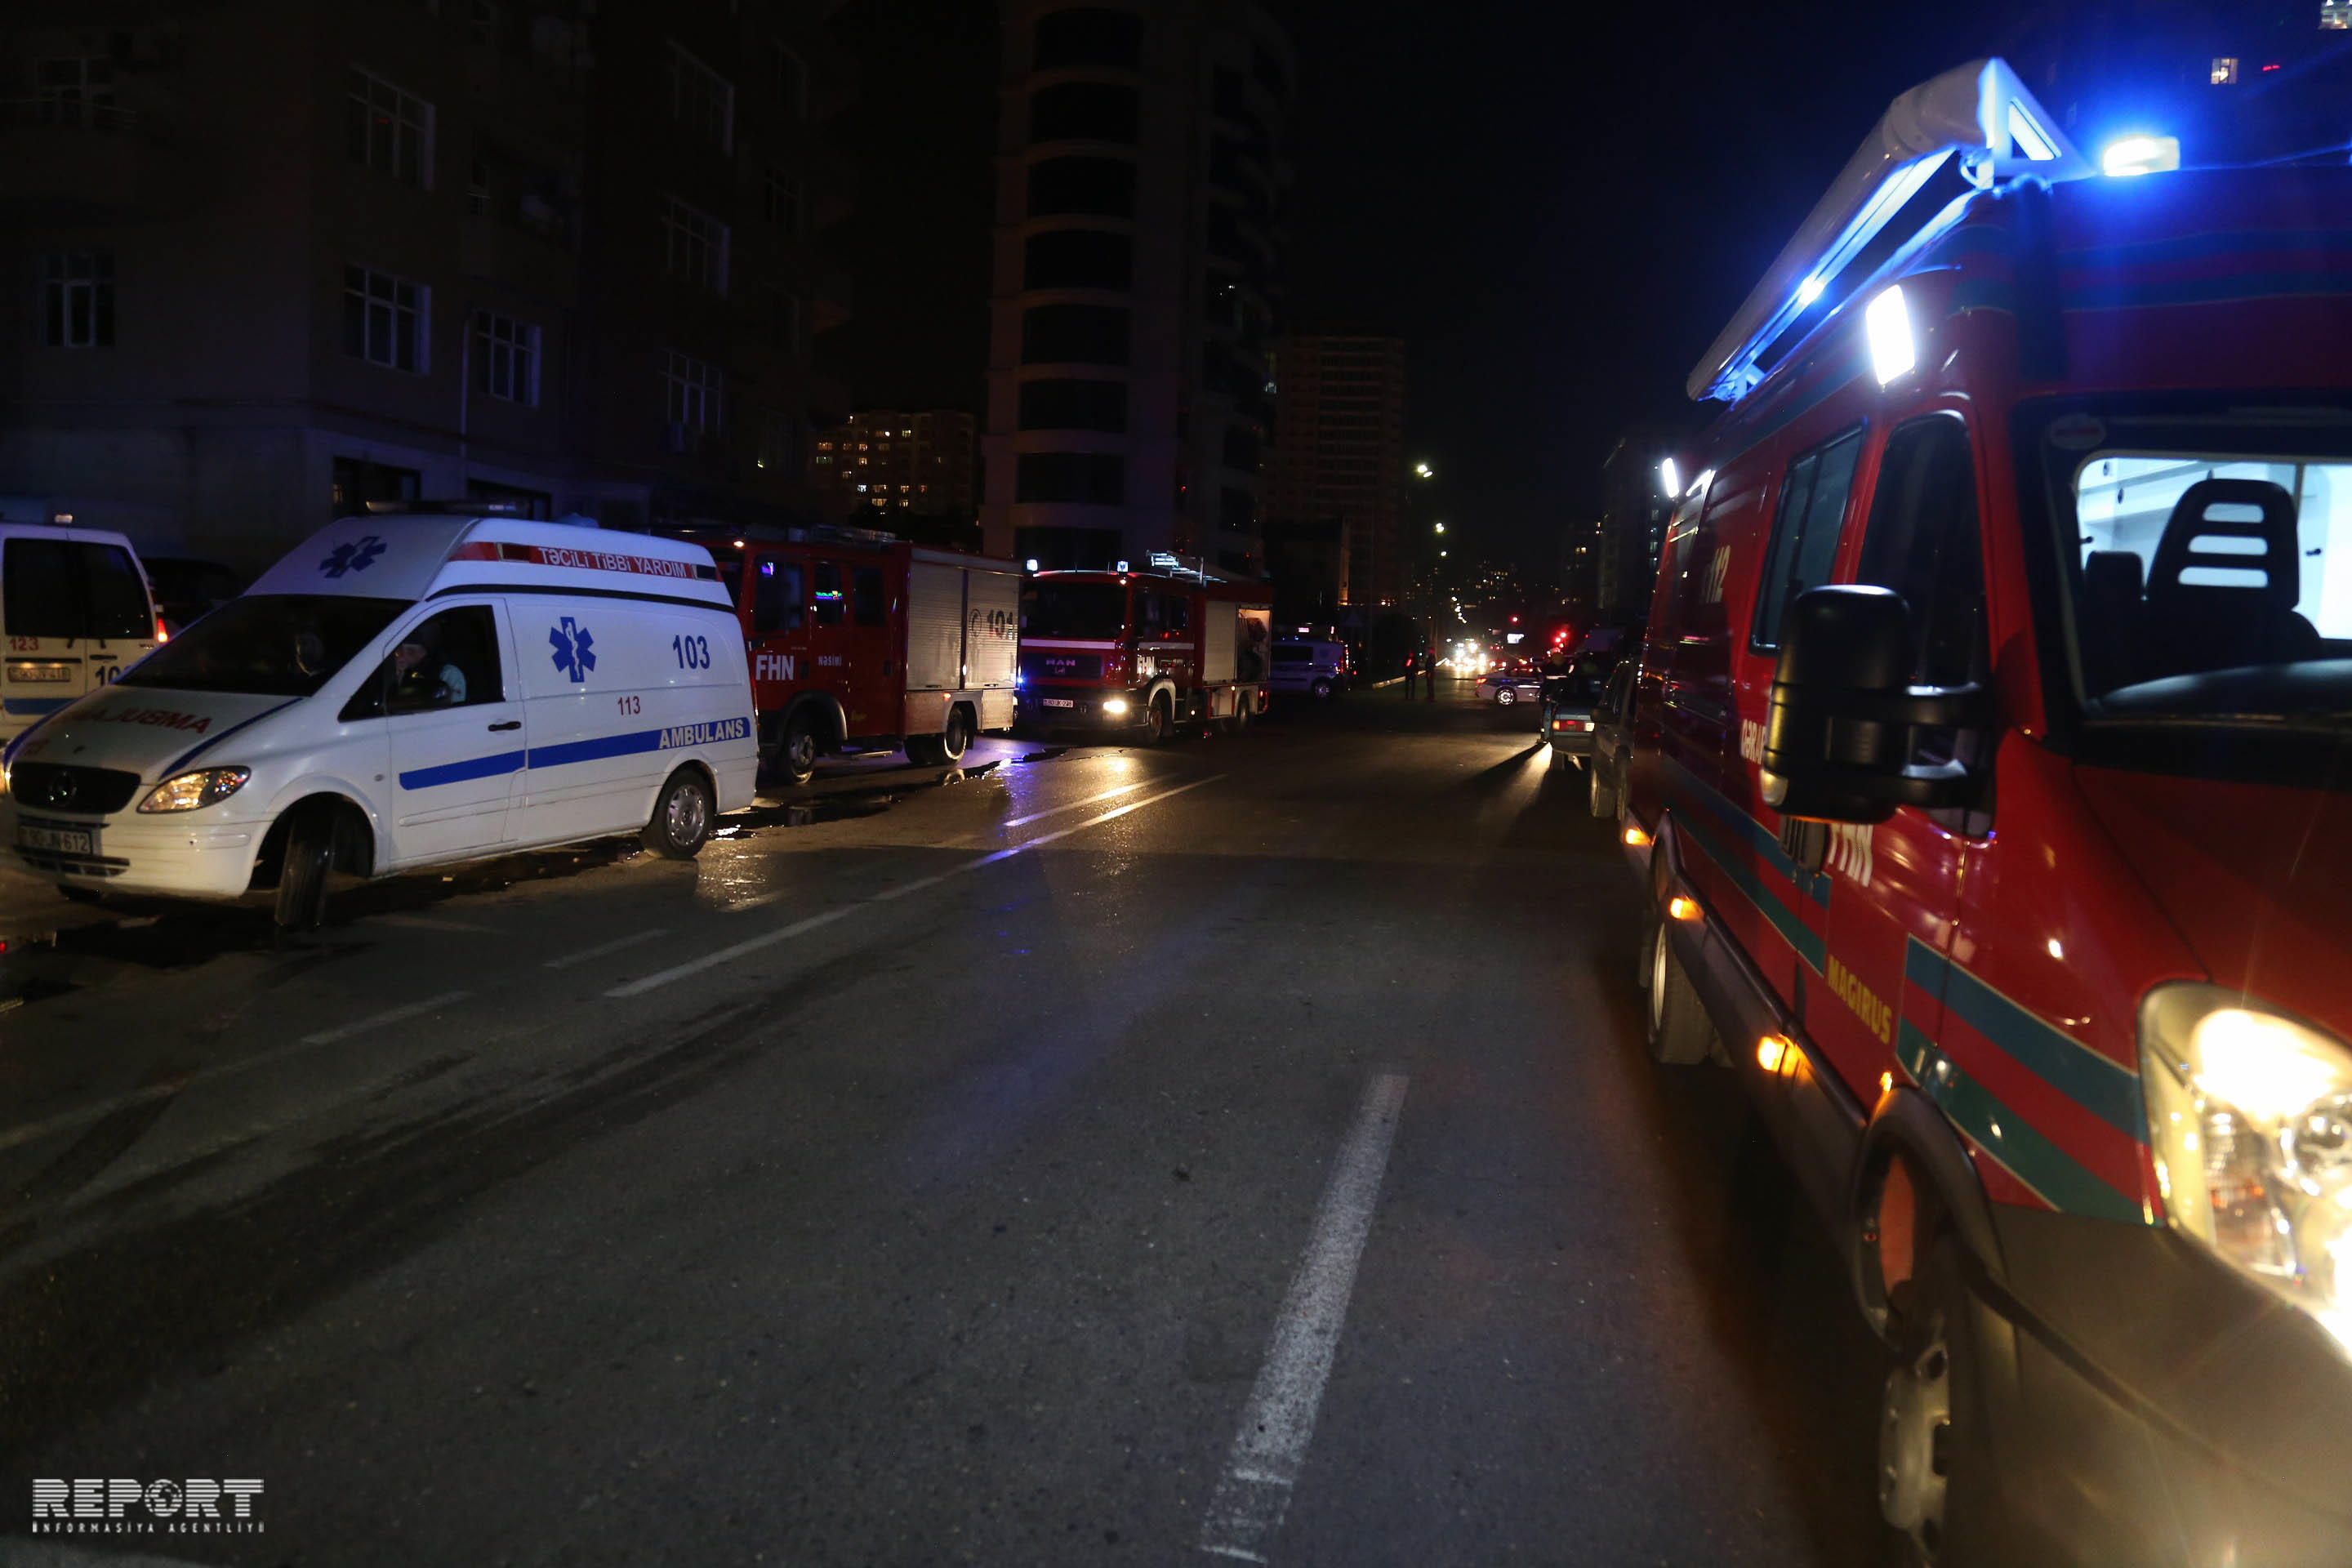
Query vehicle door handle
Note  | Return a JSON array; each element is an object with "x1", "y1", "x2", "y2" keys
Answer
[{"x1": 488, "y1": 720, "x2": 522, "y2": 732}]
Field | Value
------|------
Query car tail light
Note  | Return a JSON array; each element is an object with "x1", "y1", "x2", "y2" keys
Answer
[{"x1": 154, "y1": 614, "x2": 169, "y2": 643}]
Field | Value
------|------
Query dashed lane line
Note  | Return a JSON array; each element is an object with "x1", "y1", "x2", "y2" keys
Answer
[
  {"x1": 603, "y1": 773, "x2": 1227, "y2": 999},
  {"x1": 300, "y1": 991, "x2": 474, "y2": 1046},
  {"x1": 545, "y1": 928, "x2": 670, "y2": 970},
  {"x1": 998, "y1": 777, "x2": 1155, "y2": 830},
  {"x1": 1200, "y1": 1071, "x2": 1410, "y2": 1564}
]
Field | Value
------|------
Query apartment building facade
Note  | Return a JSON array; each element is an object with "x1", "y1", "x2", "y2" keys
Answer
[
  {"x1": 0, "y1": 0, "x2": 851, "y2": 573},
  {"x1": 980, "y1": 0, "x2": 1292, "y2": 577},
  {"x1": 1262, "y1": 334, "x2": 1405, "y2": 607},
  {"x1": 811, "y1": 408, "x2": 977, "y2": 517}
]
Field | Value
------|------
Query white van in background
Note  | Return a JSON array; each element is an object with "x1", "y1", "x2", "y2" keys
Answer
[
  {"x1": 1269, "y1": 638, "x2": 1349, "y2": 699},
  {"x1": 0, "y1": 509, "x2": 756, "y2": 927},
  {"x1": 1, "y1": 523, "x2": 163, "y2": 747}
]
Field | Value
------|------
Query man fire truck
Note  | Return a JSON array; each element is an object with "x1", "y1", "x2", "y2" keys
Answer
[
  {"x1": 665, "y1": 524, "x2": 1019, "y2": 785},
  {"x1": 1619, "y1": 57, "x2": 2352, "y2": 1566},
  {"x1": 1014, "y1": 556, "x2": 1272, "y2": 742}
]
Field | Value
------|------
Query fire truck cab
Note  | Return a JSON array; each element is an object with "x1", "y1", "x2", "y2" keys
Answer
[
  {"x1": 1623, "y1": 60, "x2": 2352, "y2": 1566},
  {"x1": 1015, "y1": 559, "x2": 1272, "y2": 742},
  {"x1": 668, "y1": 525, "x2": 1020, "y2": 785}
]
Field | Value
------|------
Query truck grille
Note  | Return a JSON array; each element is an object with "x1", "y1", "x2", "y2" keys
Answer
[
  {"x1": 1021, "y1": 650, "x2": 1102, "y2": 681},
  {"x1": 7, "y1": 763, "x2": 143, "y2": 815}
]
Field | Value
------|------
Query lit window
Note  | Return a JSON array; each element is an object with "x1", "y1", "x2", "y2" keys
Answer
[
  {"x1": 2324, "y1": 1, "x2": 2350, "y2": 28},
  {"x1": 2211, "y1": 56, "x2": 2239, "y2": 82},
  {"x1": 346, "y1": 67, "x2": 434, "y2": 186}
]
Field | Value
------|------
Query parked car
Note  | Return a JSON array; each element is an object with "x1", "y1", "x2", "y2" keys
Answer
[
  {"x1": 1584, "y1": 658, "x2": 1637, "y2": 818},
  {"x1": 2, "y1": 508, "x2": 755, "y2": 929},
  {"x1": 144, "y1": 556, "x2": 251, "y2": 636},
  {"x1": 1270, "y1": 638, "x2": 1348, "y2": 699},
  {"x1": 1477, "y1": 668, "x2": 1545, "y2": 707},
  {"x1": 1539, "y1": 664, "x2": 1610, "y2": 765}
]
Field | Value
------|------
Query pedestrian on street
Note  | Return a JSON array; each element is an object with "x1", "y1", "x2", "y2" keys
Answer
[{"x1": 1423, "y1": 648, "x2": 1437, "y2": 701}]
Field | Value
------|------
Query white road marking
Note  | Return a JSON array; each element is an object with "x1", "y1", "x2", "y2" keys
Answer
[
  {"x1": 999, "y1": 777, "x2": 1153, "y2": 829},
  {"x1": 300, "y1": 990, "x2": 473, "y2": 1046},
  {"x1": 604, "y1": 774, "x2": 1226, "y2": 999},
  {"x1": 1200, "y1": 1071, "x2": 1410, "y2": 1564},
  {"x1": 545, "y1": 928, "x2": 670, "y2": 969}
]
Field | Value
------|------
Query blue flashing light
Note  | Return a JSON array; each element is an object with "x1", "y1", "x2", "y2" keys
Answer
[
  {"x1": 2101, "y1": 135, "x2": 2180, "y2": 177},
  {"x1": 1795, "y1": 275, "x2": 1826, "y2": 306}
]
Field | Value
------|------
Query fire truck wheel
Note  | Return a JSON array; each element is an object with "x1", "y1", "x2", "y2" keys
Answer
[
  {"x1": 1645, "y1": 918, "x2": 1714, "y2": 1065},
  {"x1": 1140, "y1": 696, "x2": 1171, "y2": 745},
  {"x1": 772, "y1": 712, "x2": 822, "y2": 786},
  {"x1": 1311, "y1": 677, "x2": 1334, "y2": 700},
  {"x1": 1880, "y1": 1235, "x2": 2001, "y2": 1567},
  {"x1": 644, "y1": 768, "x2": 715, "y2": 859},
  {"x1": 274, "y1": 812, "x2": 333, "y2": 931},
  {"x1": 1228, "y1": 698, "x2": 1251, "y2": 734},
  {"x1": 940, "y1": 706, "x2": 972, "y2": 761}
]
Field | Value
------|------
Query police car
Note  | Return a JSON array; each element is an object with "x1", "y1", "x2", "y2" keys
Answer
[{"x1": 0, "y1": 508, "x2": 757, "y2": 928}]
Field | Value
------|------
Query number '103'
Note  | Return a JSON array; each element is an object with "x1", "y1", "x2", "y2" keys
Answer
[{"x1": 672, "y1": 635, "x2": 711, "y2": 669}]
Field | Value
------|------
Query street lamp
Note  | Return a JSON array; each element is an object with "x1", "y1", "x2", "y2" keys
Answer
[
  {"x1": 1433, "y1": 522, "x2": 1446, "y2": 534},
  {"x1": 1414, "y1": 461, "x2": 1434, "y2": 479}
]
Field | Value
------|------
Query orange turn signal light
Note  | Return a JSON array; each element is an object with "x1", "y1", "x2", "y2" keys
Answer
[
  {"x1": 1623, "y1": 825, "x2": 1650, "y2": 847},
  {"x1": 1757, "y1": 1034, "x2": 1792, "y2": 1073},
  {"x1": 1668, "y1": 895, "x2": 1699, "y2": 923}
]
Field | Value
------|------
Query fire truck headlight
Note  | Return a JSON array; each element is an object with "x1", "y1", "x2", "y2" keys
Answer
[
  {"x1": 2142, "y1": 984, "x2": 2352, "y2": 1353},
  {"x1": 1102, "y1": 697, "x2": 1129, "y2": 716}
]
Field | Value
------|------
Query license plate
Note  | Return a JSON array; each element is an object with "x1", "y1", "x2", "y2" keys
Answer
[
  {"x1": 1041, "y1": 697, "x2": 1076, "y2": 709},
  {"x1": 19, "y1": 821, "x2": 96, "y2": 857}
]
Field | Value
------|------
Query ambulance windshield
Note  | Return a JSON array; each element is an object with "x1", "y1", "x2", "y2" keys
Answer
[
  {"x1": 1020, "y1": 581, "x2": 1128, "y2": 639},
  {"x1": 118, "y1": 595, "x2": 408, "y2": 697},
  {"x1": 2036, "y1": 400, "x2": 2352, "y2": 732}
]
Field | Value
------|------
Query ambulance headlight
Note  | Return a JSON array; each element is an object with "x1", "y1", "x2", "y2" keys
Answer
[
  {"x1": 2142, "y1": 984, "x2": 2352, "y2": 1353},
  {"x1": 138, "y1": 767, "x2": 252, "y2": 813}
]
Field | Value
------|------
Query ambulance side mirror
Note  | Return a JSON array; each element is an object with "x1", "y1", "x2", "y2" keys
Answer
[{"x1": 1760, "y1": 586, "x2": 1988, "y2": 824}]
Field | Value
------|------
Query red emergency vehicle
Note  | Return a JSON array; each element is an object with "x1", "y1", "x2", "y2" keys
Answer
[
  {"x1": 666, "y1": 525, "x2": 1019, "y2": 784},
  {"x1": 1014, "y1": 560, "x2": 1272, "y2": 741},
  {"x1": 1623, "y1": 59, "x2": 2352, "y2": 1564}
]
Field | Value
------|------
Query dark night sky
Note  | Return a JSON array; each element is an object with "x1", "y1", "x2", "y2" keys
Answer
[{"x1": 819, "y1": 0, "x2": 2011, "y2": 575}]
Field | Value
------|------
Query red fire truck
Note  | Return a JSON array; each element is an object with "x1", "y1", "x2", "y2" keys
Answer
[
  {"x1": 1014, "y1": 560, "x2": 1272, "y2": 742},
  {"x1": 666, "y1": 526, "x2": 1019, "y2": 784},
  {"x1": 1622, "y1": 59, "x2": 2352, "y2": 1565}
]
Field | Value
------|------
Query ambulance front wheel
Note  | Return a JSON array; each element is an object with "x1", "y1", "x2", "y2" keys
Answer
[
  {"x1": 274, "y1": 813, "x2": 333, "y2": 931},
  {"x1": 644, "y1": 768, "x2": 715, "y2": 860}
]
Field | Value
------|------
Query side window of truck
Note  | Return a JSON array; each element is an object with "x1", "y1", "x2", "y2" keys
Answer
[
  {"x1": 851, "y1": 567, "x2": 885, "y2": 626},
  {"x1": 1855, "y1": 412, "x2": 1987, "y2": 689},
  {"x1": 1162, "y1": 594, "x2": 1188, "y2": 633},
  {"x1": 813, "y1": 563, "x2": 844, "y2": 626},
  {"x1": 753, "y1": 559, "x2": 804, "y2": 635},
  {"x1": 1750, "y1": 425, "x2": 1864, "y2": 651}
]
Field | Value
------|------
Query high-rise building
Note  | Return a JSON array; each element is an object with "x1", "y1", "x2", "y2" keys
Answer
[
  {"x1": 811, "y1": 410, "x2": 977, "y2": 515},
  {"x1": 0, "y1": 0, "x2": 851, "y2": 571},
  {"x1": 1595, "y1": 428, "x2": 1685, "y2": 624},
  {"x1": 1262, "y1": 334, "x2": 1405, "y2": 607},
  {"x1": 980, "y1": 0, "x2": 1291, "y2": 577}
]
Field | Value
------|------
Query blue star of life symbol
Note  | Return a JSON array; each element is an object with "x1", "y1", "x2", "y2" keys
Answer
[
  {"x1": 549, "y1": 616, "x2": 595, "y2": 682},
  {"x1": 321, "y1": 534, "x2": 386, "y2": 578}
]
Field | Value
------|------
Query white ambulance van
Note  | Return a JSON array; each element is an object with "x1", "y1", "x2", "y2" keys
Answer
[
  {"x1": 1, "y1": 522, "x2": 164, "y2": 748},
  {"x1": 0, "y1": 508, "x2": 757, "y2": 927}
]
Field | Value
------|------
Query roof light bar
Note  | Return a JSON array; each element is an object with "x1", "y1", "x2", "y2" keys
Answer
[
  {"x1": 1865, "y1": 286, "x2": 1916, "y2": 385},
  {"x1": 2101, "y1": 134, "x2": 2180, "y2": 176},
  {"x1": 1686, "y1": 57, "x2": 2090, "y2": 403}
]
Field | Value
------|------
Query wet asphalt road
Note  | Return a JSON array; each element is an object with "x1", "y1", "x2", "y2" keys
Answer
[{"x1": 0, "y1": 680, "x2": 1884, "y2": 1567}]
